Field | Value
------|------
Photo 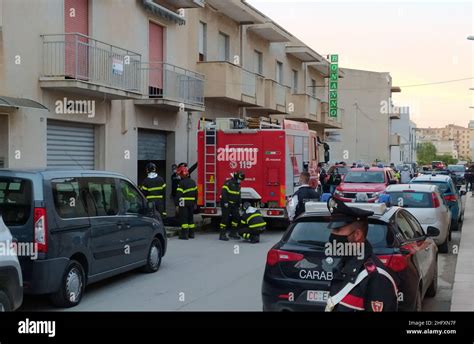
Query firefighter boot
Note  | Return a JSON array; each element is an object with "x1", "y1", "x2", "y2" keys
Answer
[
  {"x1": 250, "y1": 234, "x2": 260, "y2": 244},
  {"x1": 229, "y1": 228, "x2": 240, "y2": 239},
  {"x1": 219, "y1": 229, "x2": 229, "y2": 241},
  {"x1": 188, "y1": 228, "x2": 195, "y2": 239},
  {"x1": 179, "y1": 228, "x2": 189, "y2": 240}
]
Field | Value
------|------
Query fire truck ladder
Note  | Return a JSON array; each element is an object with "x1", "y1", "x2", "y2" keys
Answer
[{"x1": 204, "y1": 128, "x2": 217, "y2": 208}]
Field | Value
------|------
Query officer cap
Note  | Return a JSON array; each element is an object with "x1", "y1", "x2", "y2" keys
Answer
[{"x1": 327, "y1": 197, "x2": 374, "y2": 229}]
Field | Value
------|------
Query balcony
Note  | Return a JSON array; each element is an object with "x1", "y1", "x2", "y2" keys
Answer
[
  {"x1": 390, "y1": 134, "x2": 401, "y2": 146},
  {"x1": 247, "y1": 79, "x2": 289, "y2": 116},
  {"x1": 40, "y1": 33, "x2": 143, "y2": 99},
  {"x1": 161, "y1": 0, "x2": 205, "y2": 8},
  {"x1": 389, "y1": 105, "x2": 401, "y2": 119},
  {"x1": 197, "y1": 61, "x2": 264, "y2": 107},
  {"x1": 135, "y1": 62, "x2": 205, "y2": 112},
  {"x1": 286, "y1": 93, "x2": 321, "y2": 122},
  {"x1": 320, "y1": 101, "x2": 343, "y2": 129}
]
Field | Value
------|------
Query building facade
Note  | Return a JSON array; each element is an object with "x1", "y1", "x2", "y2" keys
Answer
[
  {"x1": 389, "y1": 107, "x2": 417, "y2": 164},
  {"x1": 417, "y1": 124, "x2": 472, "y2": 160},
  {"x1": 0, "y1": 0, "x2": 342, "y2": 213},
  {"x1": 326, "y1": 68, "x2": 400, "y2": 164}
]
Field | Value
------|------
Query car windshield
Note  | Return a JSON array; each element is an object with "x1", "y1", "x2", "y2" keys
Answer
[
  {"x1": 285, "y1": 218, "x2": 394, "y2": 248},
  {"x1": 344, "y1": 171, "x2": 385, "y2": 183},
  {"x1": 411, "y1": 181, "x2": 450, "y2": 194},
  {"x1": 387, "y1": 191, "x2": 433, "y2": 208},
  {"x1": 0, "y1": 177, "x2": 33, "y2": 226},
  {"x1": 448, "y1": 165, "x2": 465, "y2": 172}
]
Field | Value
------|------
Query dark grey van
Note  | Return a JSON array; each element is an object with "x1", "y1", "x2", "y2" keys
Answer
[{"x1": 0, "y1": 170, "x2": 167, "y2": 308}]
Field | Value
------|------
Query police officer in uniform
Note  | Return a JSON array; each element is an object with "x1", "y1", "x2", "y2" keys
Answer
[
  {"x1": 325, "y1": 197, "x2": 398, "y2": 312},
  {"x1": 219, "y1": 171, "x2": 245, "y2": 241},
  {"x1": 239, "y1": 202, "x2": 266, "y2": 243},
  {"x1": 175, "y1": 165, "x2": 198, "y2": 240},
  {"x1": 141, "y1": 163, "x2": 166, "y2": 219}
]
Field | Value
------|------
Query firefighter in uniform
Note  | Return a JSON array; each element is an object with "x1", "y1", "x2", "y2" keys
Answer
[
  {"x1": 141, "y1": 163, "x2": 167, "y2": 218},
  {"x1": 325, "y1": 197, "x2": 399, "y2": 312},
  {"x1": 239, "y1": 202, "x2": 266, "y2": 243},
  {"x1": 175, "y1": 165, "x2": 198, "y2": 240},
  {"x1": 219, "y1": 171, "x2": 245, "y2": 241}
]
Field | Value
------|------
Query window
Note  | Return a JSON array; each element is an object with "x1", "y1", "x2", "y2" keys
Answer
[
  {"x1": 254, "y1": 50, "x2": 263, "y2": 75},
  {"x1": 311, "y1": 79, "x2": 317, "y2": 97},
  {"x1": 276, "y1": 61, "x2": 283, "y2": 84},
  {"x1": 51, "y1": 178, "x2": 88, "y2": 219},
  {"x1": 218, "y1": 32, "x2": 230, "y2": 61},
  {"x1": 198, "y1": 21, "x2": 207, "y2": 62},
  {"x1": 119, "y1": 180, "x2": 145, "y2": 215},
  {"x1": 85, "y1": 178, "x2": 119, "y2": 217},
  {"x1": 0, "y1": 177, "x2": 32, "y2": 226},
  {"x1": 292, "y1": 69, "x2": 298, "y2": 93},
  {"x1": 396, "y1": 212, "x2": 415, "y2": 240},
  {"x1": 403, "y1": 211, "x2": 424, "y2": 237}
]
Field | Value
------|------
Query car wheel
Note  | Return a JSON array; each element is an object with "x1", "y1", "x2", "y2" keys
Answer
[
  {"x1": 426, "y1": 261, "x2": 438, "y2": 297},
  {"x1": 50, "y1": 260, "x2": 85, "y2": 308},
  {"x1": 142, "y1": 238, "x2": 162, "y2": 273},
  {"x1": 438, "y1": 236, "x2": 449, "y2": 254},
  {"x1": 414, "y1": 288, "x2": 423, "y2": 312},
  {"x1": 0, "y1": 290, "x2": 12, "y2": 312}
]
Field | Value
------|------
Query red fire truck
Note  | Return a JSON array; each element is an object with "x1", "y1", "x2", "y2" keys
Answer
[{"x1": 197, "y1": 118, "x2": 319, "y2": 222}]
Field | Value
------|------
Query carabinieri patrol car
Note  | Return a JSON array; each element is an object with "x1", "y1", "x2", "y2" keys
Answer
[{"x1": 261, "y1": 202, "x2": 439, "y2": 311}]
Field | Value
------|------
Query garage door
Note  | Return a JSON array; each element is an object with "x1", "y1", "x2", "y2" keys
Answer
[
  {"x1": 47, "y1": 121, "x2": 95, "y2": 170},
  {"x1": 138, "y1": 129, "x2": 167, "y2": 161}
]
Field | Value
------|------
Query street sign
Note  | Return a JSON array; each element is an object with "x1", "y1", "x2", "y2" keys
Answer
[{"x1": 329, "y1": 54, "x2": 338, "y2": 118}]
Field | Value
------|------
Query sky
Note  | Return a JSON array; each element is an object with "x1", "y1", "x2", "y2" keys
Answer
[{"x1": 247, "y1": 0, "x2": 474, "y2": 128}]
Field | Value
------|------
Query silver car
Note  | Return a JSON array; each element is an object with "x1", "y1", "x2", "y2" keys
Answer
[
  {"x1": 0, "y1": 213, "x2": 23, "y2": 311},
  {"x1": 384, "y1": 184, "x2": 451, "y2": 253}
]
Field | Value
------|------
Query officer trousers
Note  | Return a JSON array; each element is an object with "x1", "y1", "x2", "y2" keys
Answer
[
  {"x1": 151, "y1": 199, "x2": 166, "y2": 218},
  {"x1": 220, "y1": 205, "x2": 240, "y2": 232},
  {"x1": 179, "y1": 204, "x2": 195, "y2": 232},
  {"x1": 238, "y1": 226, "x2": 265, "y2": 240}
]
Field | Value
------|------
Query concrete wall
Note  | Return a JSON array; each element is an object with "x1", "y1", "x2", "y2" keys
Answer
[{"x1": 329, "y1": 68, "x2": 392, "y2": 164}]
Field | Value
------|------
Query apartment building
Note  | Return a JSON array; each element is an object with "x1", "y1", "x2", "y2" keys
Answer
[
  {"x1": 0, "y1": 0, "x2": 340, "y2": 202},
  {"x1": 389, "y1": 107, "x2": 417, "y2": 164},
  {"x1": 326, "y1": 68, "x2": 400, "y2": 164},
  {"x1": 417, "y1": 124, "x2": 472, "y2": 160}
]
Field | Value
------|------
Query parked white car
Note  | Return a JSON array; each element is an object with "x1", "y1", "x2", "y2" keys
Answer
[
  {"x1": 0, "y1": 213, "x2": 23, "y2": 311},
  {"x1": 384, "y1": 184, "x2": 451, "y2": 253}
]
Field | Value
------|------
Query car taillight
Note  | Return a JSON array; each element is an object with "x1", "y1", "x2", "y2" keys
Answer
[
  {"x1": 267, "y1": 210, "x2": 283, "y2": 216},
  {"x1": 444, "y1": 194, "x2": 457, "y2": 202},
  {"x1": 431, "y1": 193, "x2": 440, "y2": 208},
  {"x1": 377, "y1": 254, "x2": 408, "y2": 272},
  {"x1": 34, "y1": 207, "x2": 47, "y2": 253},
  {"x1": 266, "y1": 249, "x2": 304, "y2": 266}
]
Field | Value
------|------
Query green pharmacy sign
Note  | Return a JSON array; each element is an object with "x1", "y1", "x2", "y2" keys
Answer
[{"x1": 329, "y1": 54, "x2": 338, "y2": 118}]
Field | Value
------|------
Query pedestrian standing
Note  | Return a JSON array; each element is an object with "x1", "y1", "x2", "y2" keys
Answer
[
  {"x1": 141, "y1": 163, "x2": 166, "y2": 219},
  {"x1": 219, "y1": 171, "x2": 245, "y2": 241},
  {"x1": 287, "y1": 172, "x2": 320, "y2": 221}
]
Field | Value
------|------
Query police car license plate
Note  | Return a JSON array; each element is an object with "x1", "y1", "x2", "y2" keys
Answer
[{"x1": 306, "y1": 290, "x2": 329, "y2": 302}]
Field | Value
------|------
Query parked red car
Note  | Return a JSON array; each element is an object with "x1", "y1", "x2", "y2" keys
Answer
[{"x1": 334, "y1": 167, "x2": 398, "y2": 202}]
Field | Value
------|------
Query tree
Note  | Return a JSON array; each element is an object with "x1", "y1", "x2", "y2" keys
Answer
[
  {"x1": 417, "y1": 142, "x2": 437, "y2": 165},
  {"x1": 435, "y1": 154, "x2": 457, "y2": 165}
]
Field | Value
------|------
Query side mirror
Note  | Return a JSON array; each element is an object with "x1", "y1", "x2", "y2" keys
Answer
[{"x1": 426, "y1": 226, "x2": 440, "y2": 237}]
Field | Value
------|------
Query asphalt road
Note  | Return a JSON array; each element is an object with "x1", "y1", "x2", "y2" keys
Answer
[{"x1": 21, "y1": 215, "x2": 462, "y2": 312}]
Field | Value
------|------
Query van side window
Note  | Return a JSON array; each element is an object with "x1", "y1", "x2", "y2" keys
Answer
[
  {"x1": 84, "y1": 178, "x2": 119, "y2": 217},
  {"x1": 119, "y1": 180, "x2": 144, "y2": 214},
  {"x1": 0, "y1": 178, "x2": 33, "y2": 226},
  {"x1": 51, "y1": 178, "x2": 88, "y2": 219}
]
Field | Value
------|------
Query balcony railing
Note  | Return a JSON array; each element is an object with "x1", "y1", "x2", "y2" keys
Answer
[
  {"x1": 140, "y1": 62, "x2": 204, "y2": 106},
  {"x1": 41, "y1": 33, "x2": 142, "y2": 93},
  {"x1": 275, "y1": 82, "x2": 286, "y2": 107},
  {"x1": 242, "y1": 69, "x2": 257, "y2": 98}
]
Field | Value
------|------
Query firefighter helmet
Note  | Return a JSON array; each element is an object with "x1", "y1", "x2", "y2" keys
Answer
[
  {"x1": 234, "y1": 171, "x2": 245, "y2": 181},
  {"x1": 146, "y1": 162, "x2": 157, "y2": 173}
]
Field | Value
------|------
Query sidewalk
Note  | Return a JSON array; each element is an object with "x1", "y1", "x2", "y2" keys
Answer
[{"x1": 450, "y1": 192, "x2": 474, "y2": 311}]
